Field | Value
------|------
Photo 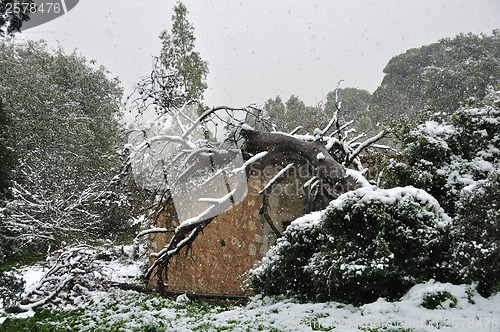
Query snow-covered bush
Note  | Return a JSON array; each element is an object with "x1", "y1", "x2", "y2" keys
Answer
[
  {"x1": 384, "y1": 90, "x2": 500, "y2": 297},
  {"x1": 451, "y1": 169, "x2": 500, "y2": 296},
  {"x1": 0, "y1": 270, "x2": 24, "y2": 308},
  {"x1": 385, "y1": 90, "x2": 500, "y2": 215},
  {"x1": 0, "y1": 225, "x2": 25, "y2": 308},
  {"x1": 250, "y1": 212, "x2": 324, "y2": 301},
  {"x1": 251, "y1": 186, "x2": 451, "y2": 305}
]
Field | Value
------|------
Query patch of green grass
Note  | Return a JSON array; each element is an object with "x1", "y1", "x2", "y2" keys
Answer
[
  {"x1": 0, "y1": 251, "x2": 46, "y2": 272},
  {"x1": 1, "y1": 309, "x2": 74, "y2": 332},
  {"x1": 466, "y1": 286, "x2": 476, "y2": 305},
  {"x1": 0, "y1": 290, "x2": 237, "y2": 331}
]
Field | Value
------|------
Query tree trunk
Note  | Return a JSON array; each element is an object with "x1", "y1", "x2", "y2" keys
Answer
[{"x1": 240, "y1": 129, "x2": 361, "y2": 192}]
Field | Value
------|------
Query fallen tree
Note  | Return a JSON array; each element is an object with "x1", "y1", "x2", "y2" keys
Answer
[{"x1": 124, "y1": 58, "x2": 393, "y2": 294}]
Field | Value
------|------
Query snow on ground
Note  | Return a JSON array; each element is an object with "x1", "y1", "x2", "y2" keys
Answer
[
  {"x1": 12, "y1": 281, "x2": 496, "y2": 331},
  {"x1": 19, "y1": 265, "x2": 46, "y2": 290},
  {"x1": 105, "y1": 247, "x2": 144, "y2": 284},
  {"x1": 2, "y1": 245, "x2": 499, "y2": 331},
  {"x1": 213, "y1": 282, "x2": 500, "y2": 332}
]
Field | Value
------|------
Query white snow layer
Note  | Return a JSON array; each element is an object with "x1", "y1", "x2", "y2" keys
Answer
[
  {"x1": 241, "y1": 123, "x2": 254, "y2": 131},
  {"x1": 345, "y1": 168, "x2": 372, "y2": 188},
  {"x1": 329, "y1": 185, "x2": 452, "y2": 228},
  {"x1": 2, "y1": 248, "x2": 499, "y2": 331}
]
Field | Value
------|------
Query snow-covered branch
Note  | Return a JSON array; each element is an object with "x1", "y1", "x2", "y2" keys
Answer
[
  {"x1": 6, "y1": 245, "x2": 110, "y2": 313},
  {"x1": 259, "y1": 163, "x2": 295, "y2": 195}
]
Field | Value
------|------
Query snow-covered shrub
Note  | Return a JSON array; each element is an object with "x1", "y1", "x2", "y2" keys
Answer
[
  {"x1": 0, "y1": 224, "x2": 25, "y2": 309},
  {"x1": 0, "y1": 235, "x2": 23, "y2": 308},
  {"x1": 251, "y1": 186, "x2": 451, "y2": 305},
  {"x1": 250, "y1": 212, "x2": 324, "y2": 302},
  {"x1": 451, "y1": 169, "x2": 500, "y2": 296},
  {"x1": 384, "y1": 90, "x2": 500, "y2": 297},
  {"x1": 385, "y1": 90, "x2": 500, "y2": 216},
  {"x1": 0, "y1": 270, "x2": 24, "y2": 308},
  {"x1": 421, "y1": 291, "x2": 457, "y2": 309}
]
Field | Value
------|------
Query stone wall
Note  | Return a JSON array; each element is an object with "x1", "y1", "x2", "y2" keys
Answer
[{"x1": 149, "y1": 169, "x2": 282, "y2": 295}]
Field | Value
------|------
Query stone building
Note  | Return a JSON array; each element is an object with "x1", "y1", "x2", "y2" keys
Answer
[
  {"x1": 148, "y1": 157, "x2": 318, "y2": 296},
  {"x1": 148, "y1": 154, "x2": 395, "y2": 295}
]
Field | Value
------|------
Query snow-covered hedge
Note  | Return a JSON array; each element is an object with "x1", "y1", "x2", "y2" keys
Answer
[
  {"x1": 451, "y1": 169, "x2": 500, "y2": 296},
  {"x1": 384, "y1": 89, "x2": 500, "y2": 296},
  {"x1": 385, "y1": 90, "x2": 500, "y2": 215},
  {"x1": 251, "y1": 186, "x2": 452, "y2": 305}
]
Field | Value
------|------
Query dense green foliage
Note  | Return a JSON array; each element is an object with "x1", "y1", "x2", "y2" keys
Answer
[
  {"x1": 421, "y1": 291, "x2": 457, "y2": 310},
  {"x1": 262, "y1": 95, "x2": 286, "y2": 127},
  {"x1": 251, "y1": 187, "x2": 451, "y2": 305},
  {"x1": 263, "y1": 94, "x2": 324, "y2": 133},
  {"x1": 0, "y1": 99, "x2": 24, "y2": 307},
  {"x1": 385, "y1": 90, "x2": 500, "y2": 216},
  {"x1": 325, "y1": 88, "x2": 372, "y2": 123},
  {"x1": 451, "y1": 170, "x2": 500, "y2": 296},
  {"x1": 0, "y1": 39, "x2": 129, "y2": 255},
  {"x1": 0, "y1": 269, "x2": 24, "y2": 308},
  {"x1": 263, "y1": 88, "x2": 372, "y2": 134},
  {"x1": 0, "y1": 98, "x2": 14, "y2": 199},
  {"x1": 159, "y1": 1, "x2": 209, "y2": 107},
  {"x1": 384, "y1": 91, "x2": 499, "y2": 297},
  {"x1": 371, "y1": 30, "x2": 500, "y2": 124}
]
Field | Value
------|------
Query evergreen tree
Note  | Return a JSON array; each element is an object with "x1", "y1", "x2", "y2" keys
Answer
[
  {"x1": 263, "y1": 96, "x2": 286, "y2": 129},
  {"x1": 284, "y1": 95, "x2": 307, "y2": 131},
  {"x1": 159, "y1": 1, "x2": 208, "y2": 106},
  {"x1": 0, "y1": 39, "x2": 128, "y2": 251},
  {"x1": 371, "y1": 30, "x2": 500, "y2": 124},
  {"x1": 325, "y1": 88, "x2": 372, "y2": 123},
  {"x1": 264, "y1": 95, "x2": 325, "y2": 133}
]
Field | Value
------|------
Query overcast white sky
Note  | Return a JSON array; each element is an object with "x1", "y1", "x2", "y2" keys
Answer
[{"x1": 19, "y1": 0, "x2": 500, "y2": 114}]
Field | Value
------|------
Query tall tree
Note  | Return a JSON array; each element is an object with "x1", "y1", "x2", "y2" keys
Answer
[
  {"x1": 263, "y1": 96, "x2": 286, "y2": 129},
  {"x1": 159, "y1": 1, "x2": 208, "y2": 107},
  {"x1": 371, "y1": 30, "x2": 500, "y2": 124},
  {"x1": 264, "y1": 95, "x2": 325, "y2": 134},
  {"x1": 325, "y1": 88, "x2": 372, "y2": 123},
  {"x1": 0, "y1": 39, "x2": 127, "y2": 252}
]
